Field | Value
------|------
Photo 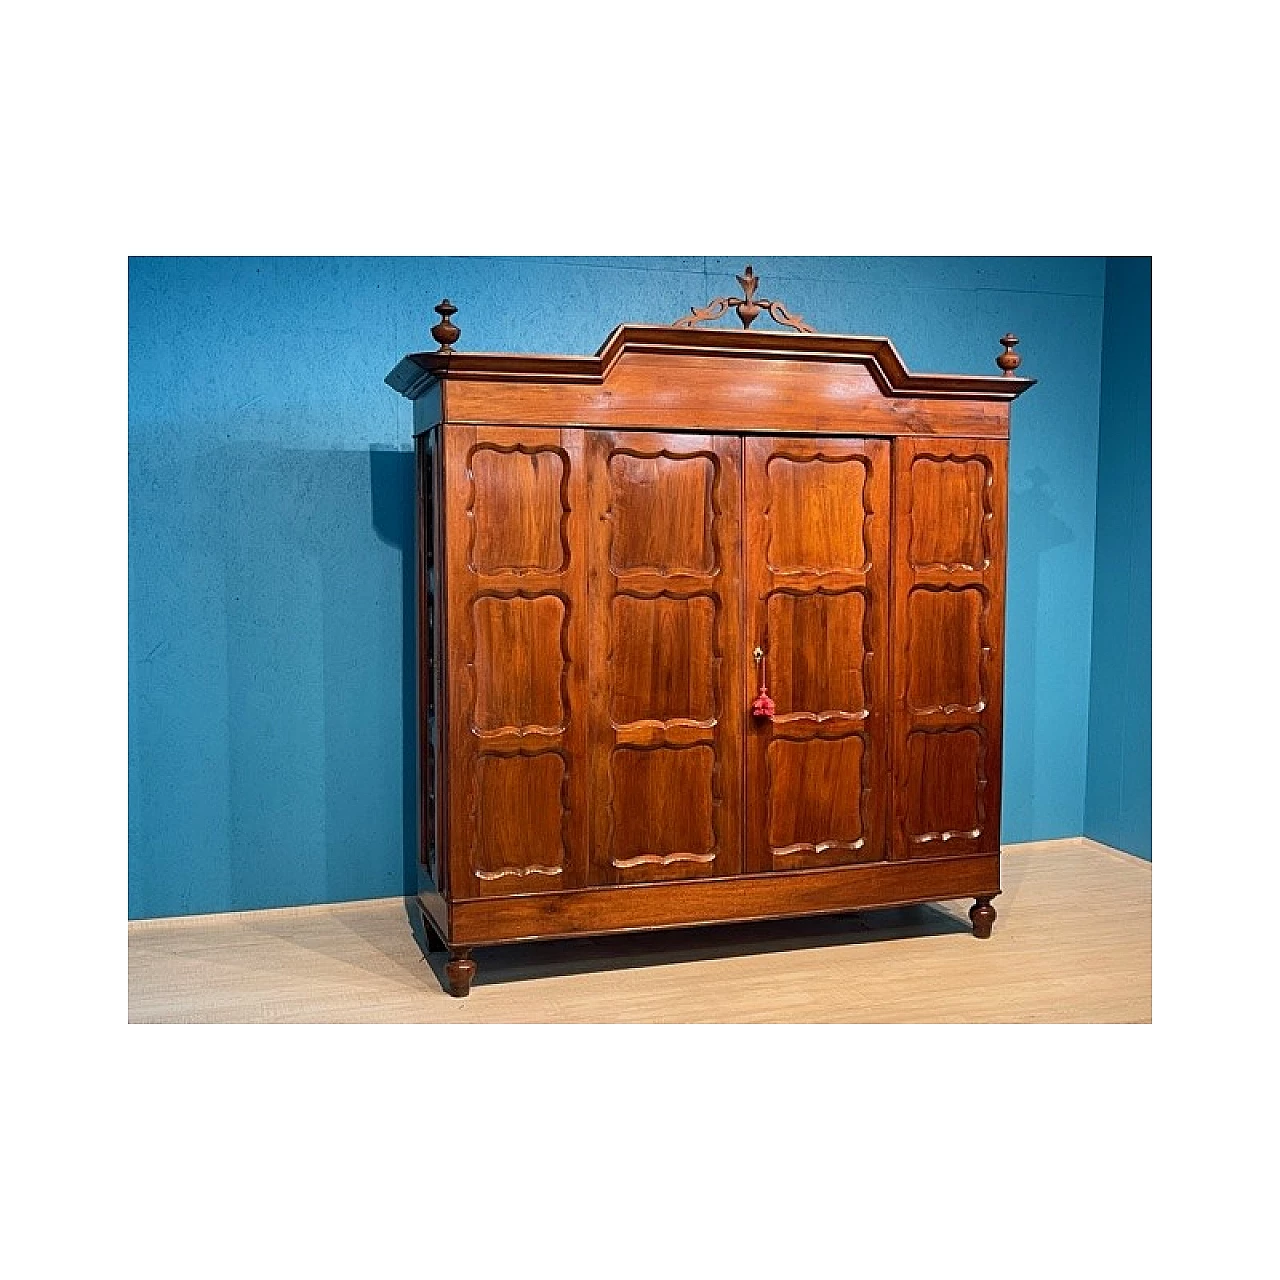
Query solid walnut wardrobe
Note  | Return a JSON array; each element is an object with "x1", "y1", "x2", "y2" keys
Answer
[{"x1": 387, "y1": 270, "x2": 1034, "y2": 997}]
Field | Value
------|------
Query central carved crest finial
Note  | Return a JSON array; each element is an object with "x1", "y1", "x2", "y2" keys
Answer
[
  {"x1": 673, "y1": 265, "x2": 815, "y2": 333},
  {"x1": 735, "y1": 265, "x2": 761, "y2": 327}
]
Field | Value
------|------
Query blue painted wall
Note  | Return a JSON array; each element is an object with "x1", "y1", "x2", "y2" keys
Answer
[
  {"x1": 1085, "y1": 258, "x2": 1152, "y2": 859},
  {"x1": 129, "y1": 256, "x2": 1107, "y2": 919}
]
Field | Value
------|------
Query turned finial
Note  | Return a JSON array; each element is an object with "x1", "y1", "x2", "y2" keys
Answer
[
  {"x1": 997, "y1": 333, "x2": 1021, "y2": 377},
  {"x1": 431, "y1": 298, "x2": 461, "y2": 352}
]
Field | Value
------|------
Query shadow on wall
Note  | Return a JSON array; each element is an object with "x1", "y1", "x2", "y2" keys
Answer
[
  {"x1": 368, "y1": 445, "x2": 418, "y2": 900},
  {"x1": 128, "y1": 440, "x2": 418, "y2": 918},
  {"x1": 1002, "y1": 464, "x2": 1076, "y2": 841}
]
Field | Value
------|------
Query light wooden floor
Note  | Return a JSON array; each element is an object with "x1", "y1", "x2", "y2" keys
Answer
[{"x1": 128, "y1": 838, "x2": 1151, "y2": 1023}]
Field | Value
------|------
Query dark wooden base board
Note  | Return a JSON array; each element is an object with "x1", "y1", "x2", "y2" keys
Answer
[{"x1": 419, "y1": 854, "x2": 1000, "y2": 948}]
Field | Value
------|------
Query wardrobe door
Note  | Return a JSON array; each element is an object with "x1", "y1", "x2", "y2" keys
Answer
[
  {"x1": 586, "y1": 431, "x2": 744, "y2": 885},
  {"x1": 441, "y1": 426, "x2": 590, "y2": 896},
  {"x1": 890, "y1": 437, "x2": 1007, "y2": 858},
  {"x1": 744, "y1": 436, "x2": 891, "y2": 872}
]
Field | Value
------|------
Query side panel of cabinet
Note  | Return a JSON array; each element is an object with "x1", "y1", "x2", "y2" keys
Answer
[
  {"x1": 890, "y1": 436, "x2": 1008, "y2": 858},
  {"x1": 441, "y1": 426, "x2": 590, "y2": 896},
  {"x1": 415, "y1": 428, "x2": 445, "y2": 893},
  {"x1": 586, "y1": 432, "x2": 744, "y2": 885},
  {"x1": 744, "y1": 436, "x2": 892, "y2": 872}
]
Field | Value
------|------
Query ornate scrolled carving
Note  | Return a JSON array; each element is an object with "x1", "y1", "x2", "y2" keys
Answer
[{"x1": 673, "y1": 265, "x2": 816, "y2": 333}]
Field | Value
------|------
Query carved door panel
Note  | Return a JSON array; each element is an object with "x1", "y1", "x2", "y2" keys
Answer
[
  {"x1": 890, "y1": 437, "x2": 1008, "y2": 858},
  {"x1": 442, "y1": 426, "x2": 590, "y2": 896},
  {"x1": 744, "y1": 437, "x2": 891, "y2": 872},
  {"x1": 586, "y1": 432, "x2": 744, "y2": 885}
]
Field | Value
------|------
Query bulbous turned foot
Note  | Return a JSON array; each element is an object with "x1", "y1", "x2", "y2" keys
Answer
[
  {"x1": 445, "y1": 948, "x2": 476, "y2": 998},
  {"x1": 970, "y1": 896, "x2": 997, "y2": 939}
]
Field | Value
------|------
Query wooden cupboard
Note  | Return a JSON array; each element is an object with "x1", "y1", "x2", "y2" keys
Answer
[{"x1": 387, "y1": 271, "x2": 1035, "y2": 996}]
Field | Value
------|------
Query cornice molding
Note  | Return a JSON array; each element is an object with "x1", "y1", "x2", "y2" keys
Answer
[{"x1": 387, "y1": 324, "x2": 1037, "y2": 402}]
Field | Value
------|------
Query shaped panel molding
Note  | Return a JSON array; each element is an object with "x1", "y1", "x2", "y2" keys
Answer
[
  {"x1": 766, "y1": 736, "x2": 868, "y2": 858},
  {"x1": 765, "y1": 588, "x2": 870, "y2": 721},
  {"x1": 608, "y1": 450, "x2": 716, "y2": 575},
  {"x1": 471, "y1": 593, "x2": 567, "y2": 736},
  {"x1": 904, "y1": 585, "x2": 988, "y2": 715},
  {"x1": 472, "y1": 751, "x2": 568, "y2": 881},
  {"x1": 903, "y1": 728, "x2": 986, "y2": 846},
  {"x1": 765, "y1": 454, "x2": 870, "y2": 574},
  {"x1": 610, "y1": 594, "x2": 718, "y2": 726},
  {"x1": 609, "y1": 745, "x2": 718, "y2": 868},
  {"x1": 907, "y1": 454, "x2": 991, "y2": 571},
  {"x1": 469, "y1": 443, "x2": 568, "y2": 574}
]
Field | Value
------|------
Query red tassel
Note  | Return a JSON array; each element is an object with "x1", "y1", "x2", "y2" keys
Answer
[{"x1": 752, "y1": 649, "x2": 776, "y2": 720}]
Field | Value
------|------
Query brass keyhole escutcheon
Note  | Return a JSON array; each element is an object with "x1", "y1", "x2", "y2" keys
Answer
[{"x1": 753, "y1": 646, "x2": 764, "y2": 663}]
